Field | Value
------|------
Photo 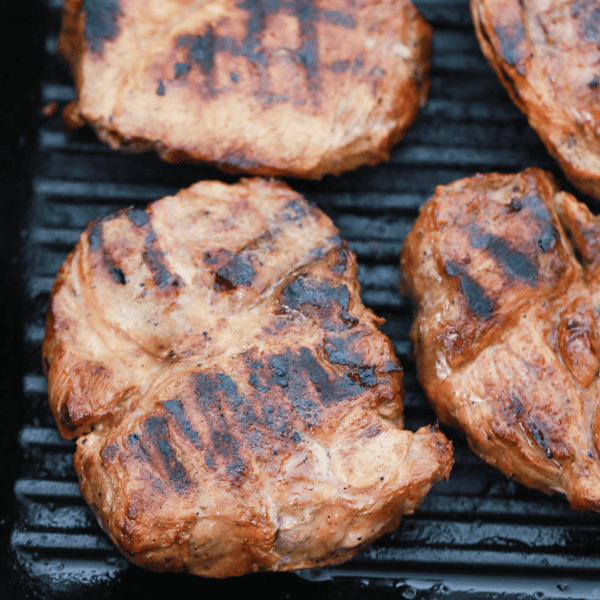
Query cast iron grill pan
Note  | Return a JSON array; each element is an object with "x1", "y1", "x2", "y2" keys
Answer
[{"x1": 10, "y1": 1, "x2": 600, "y2": 598}]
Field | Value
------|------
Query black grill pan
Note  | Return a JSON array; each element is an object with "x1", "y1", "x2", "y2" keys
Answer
[{"x1": 6, "y1": 1, "x2": 600, "y2": 598}]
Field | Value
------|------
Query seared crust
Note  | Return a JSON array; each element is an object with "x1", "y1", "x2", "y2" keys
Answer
[
  {"x1": 58, "y1": 0, "x2": 432, "y2": 179},
  {"x1": 401, "y1": 168, "x2": 600, "y2": 513},
  {"x1": 43, "y1": 178, "x2": 453, "y2": 577},
  {"x1": 471, "y1": 0, "x2": 600, "y2": 201}
]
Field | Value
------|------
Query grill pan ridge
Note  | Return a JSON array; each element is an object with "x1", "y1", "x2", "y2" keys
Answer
[{"x1": 8, "y1": 0, "x2": 600, "y2": 598}]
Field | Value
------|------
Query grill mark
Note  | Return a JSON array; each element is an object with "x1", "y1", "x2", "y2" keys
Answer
[
  {"x1": 265, "y1": 351, "x2": 323, "y2": 427},
  {"x1": 125, "y1": 209, "x2": 184, "y2": 290},
  {"x1": 328, "y1": 245, "x2": 349, "y2": 275},
  {"x1": 331, "y1": 59, "x2": 350, "y2": 73},
  {"x1": 469, "y1": 227, "x2": 539, "y2": 285},
  {"x1": 298, "y1": 346, "x2": 362, "y2": 406},
  {"x1": 125, "y1": 207, "x2": 150, "y2": 227},
  {"x1": 142, "y1": 229, "x2": 184, "y2": 289},
  {"x1": 88, "y1": 219, "x2": 127, "y2": 285},
  {"x1": 323, "y1": 334, "x2": 382, "y2": 387},
  {"x1": 194, "y1": 373, "x2": 246, "y2": 480},
  {"x1": 175, "y1": 61, "x2": 191, "y2": 78},
  {"x1": 162, "y1": 399, "x2": 204, "y2": 451},
  {"x1": 188, "y1": 26, "x2": 217, "y2": 93},
  {"x1": 88, "y1": 219, "x2": 104, "y2": 252},
  {"x1": 494, "y1": 21, "x2": 526, "y2": 74},
  {"x1": 138, "y1": 416, "x2": 193, "y2": 494},
  {"x1": 244, "y1": 346, "x2": 367, "y2": 437},
  {"x1": 269, "y1": 348, "x2": 361, "y2": 407},
  {"x1": 203, "y1": 249, "x2": 255, "y2": 288},
  {"x1": 203, "y1": 249, "x2": 256, "y2": 290},
  {"x1": 280, "y1": 276, "x2": 357, "y2": 330},
  {"x1": 323, "y1": 334, "x2": 363, "y2": 367},
  {"x1": 83, "y1": 0, "x2": 121, "y2": 54},
  {"x1": 175, "y1": 0, "x2": 356, "y2": 102},
  {"x1": 446, "y1": 261, "x2": 496, "y2": 319},
  {"x1": 521, "y1": 193, "x2": 558, "y2": 254},
  {"x1": 295, "y1": 0, "x2": 320, "y2": 94},
  {"x1": 572, "y1": 0, "x2": 600, "y2": 42},
  {"x1": 321, "y1": 8, "x2": 355, "y2": 28}
]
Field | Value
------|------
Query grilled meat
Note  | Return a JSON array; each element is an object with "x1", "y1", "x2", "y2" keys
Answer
[
  {"x1": 43, "y1": 178, "x2": 453, "y2": 577},
  {"x1": 471, "y1": 0, "x2": 600, "y2": 201},
  {"x1": 400, "y1": 167, "x2": 600, "y2": 513},
  {"x1": 57, "y1": 0, "x2": 432, "y2": 179}
]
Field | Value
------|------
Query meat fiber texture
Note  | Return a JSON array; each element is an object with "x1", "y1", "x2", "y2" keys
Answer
[
  {"x1": 43, "y1": 178, "x2": 453, "y2": 577},
  {"x1": 58, "y1": 0, "x2": 432, "y2": 179},
  {"x1": 400, "y1": 167, "x2": 600, "y2": 513},
  {"x1": 471, "y1": 0, "x2": 600, "y2": 201}
]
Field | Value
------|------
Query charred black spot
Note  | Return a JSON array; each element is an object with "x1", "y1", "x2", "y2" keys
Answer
[
  {"x1": 446, "y1": 261, "x2": 496, "y2": 319},
  {"x1": 59, "y1": 404, "x2": 74, "y2": 430},
  {"x1": 573, "y1": 0, "x2": 600, "y2": 42},
  {"x1": 217, "y1": 255, "x2": 256, "y2": 289},
  {"x1": 520, "y1": 193, "x2": 559, "y2": 255},
  {"x1": 140, "y1": 417, "x2": 192, "y2": 494},
  {"x1": 176, "y1": 30, "x2": 222, "y2": 95},
  {"x1": 331, "y1": 59, "x2": 350, "y2": 73},
  {"x1": 163, "y1": 399, "x2": 204, "y2": 451},
  {"x1": 230, "y1": 71, "x2": 240, "y2": 83},
  {"x1": 83, "y1": 0, "x2": 121, "y2": 54},
  {"x1": 156, "y1": 80, "x2": 166, "y2": 96},
  {"x1": 352, "y1": 57, "x2": 363, "y2": 74},
  {"x1": 588, "y1": 75, "x2": 599, "y2": 88},
  {"x1": 538, "y1": 226, "x2": 558, "y2": 253},
  {"x1": 358, "y1": 367, "x2": 377, "y2": 387},
  {"x1": 204, "y1": 249, "x2": 256, "y2": 290},
  {"x1": 268, "y1": 354, "x2": 289, "y2": 388},
  {"x1": 509, "y1": 395, "x2": 524, "y2": 418},
  {"x1": 494, "y1": 22, "x2": 525, "y2": 72},
  {"x1": 249, "y1": 371, "x2": 271, "y2": 393},
  {"x1": 280, "y1": 277, "x2": 357, "y2": 330},
  {"x1": 261, "y1": 403, "x2": 290, "y2": 438},
  {"x1": 329, "y1": 246, "x2": 349, "y2": 275},
  {"x1": 324, "y1": 335, "x2": 363, "y2": 367},
  {"x1": 322, "y1": 9, "x2": 356, "y2": 28},
  {"x1": 88, "y1": 219, "x2": 104, "y2": 252},
  {"x1": 108, "y1": 265, "x2": 126, "y2": 285},
  {"x1": 189, "y1": 26, "x2": 216, "y2": 79},
  {"x1": 126, "y1": 208, "x2": 150, "y2": 228},
  {"x1": 101, "y1": 444, "x2": 118, "y2": 462},
  {"x1": 128, "y1": 433, "x2": 140, "y2": 444},
  {"x1": 281, "y1": 199, "x2": 308, "y2": 221},
  {"x1": 218, "y1": 150, "x2": 261, "y2": 171},
  {"x1": 508, "y1": 197, "x2": 523, "y2": 212},
  {"x1": 175, "y1": 62, "x2": 191, "y2": 78}
]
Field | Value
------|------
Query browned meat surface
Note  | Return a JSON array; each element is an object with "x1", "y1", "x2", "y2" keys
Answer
[
  {"x1": 43, "y1": 178, "x2": 453, "y2": 577},
  {"x1": 400, "y1": 167, "x2": 600, "y2": 513},
  {"x1": 58, "y1": 0, "x2": 432, "y2": 179},
  {"x1": 471, "y1": 0, "x2": 600, "y2": 201}
]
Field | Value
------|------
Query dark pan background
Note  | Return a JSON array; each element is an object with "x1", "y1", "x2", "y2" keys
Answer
[{"x1": 4, "y1": 0, "x2": 600, "y2": 598}]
